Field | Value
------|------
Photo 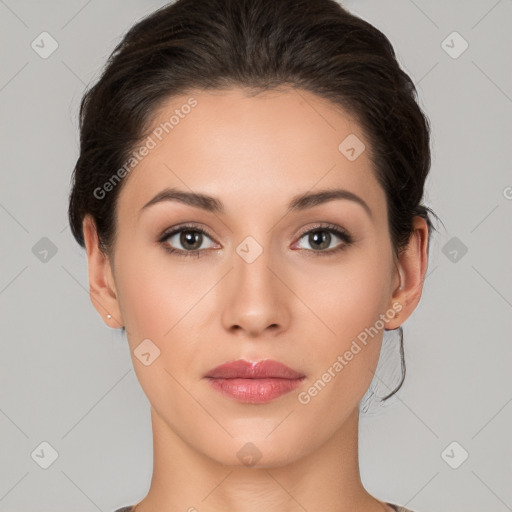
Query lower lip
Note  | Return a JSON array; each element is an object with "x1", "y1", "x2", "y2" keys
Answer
[{"x1": 205, "y1": 377, "x2": 305, "y2": 403}]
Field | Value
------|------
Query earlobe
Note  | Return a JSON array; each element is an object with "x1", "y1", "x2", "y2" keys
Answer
[{"x1": 82, "y1": 215, "x2": 124, "y2": 328}]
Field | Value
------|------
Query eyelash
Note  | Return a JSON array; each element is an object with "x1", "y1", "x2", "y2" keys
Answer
[{"x1": 158, "y1": 222, "x2": 354, "y2": 258}]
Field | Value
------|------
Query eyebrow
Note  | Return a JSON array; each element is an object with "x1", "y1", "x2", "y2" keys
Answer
[{"x1": 140, "y1": 187, "x2": 372, "y2": 219}]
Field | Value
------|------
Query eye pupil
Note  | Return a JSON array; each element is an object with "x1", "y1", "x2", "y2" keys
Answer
[
  {"x1": 181, "y1": 230, "x2": 202, "y2": 250},
  {"x1": 310, "y1": 230, "x2": 331, "y2": 250}
]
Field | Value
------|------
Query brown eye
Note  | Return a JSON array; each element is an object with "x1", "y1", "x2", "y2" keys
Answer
[
  {"x1": 307, "y1": 230, "x2": 332, "y2": 250},
  {"x1": 177, "y1": 230, "x2": 204, "y2": 250},
  {"x1": 294, "y1": 224, "x2": 353, "y2": 255},
  {"x1": 159, "y1": 225, "x2": 217, "y2": 257}
]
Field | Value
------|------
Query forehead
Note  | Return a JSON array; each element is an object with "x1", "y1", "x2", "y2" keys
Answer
[{"x1": 116, "y1": 87, "x2": 386, "y2": 223}]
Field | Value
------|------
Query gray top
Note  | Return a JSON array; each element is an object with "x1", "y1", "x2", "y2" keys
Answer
[{"x1": 114, "y1": 503, "x2": 416, "y2": 512}]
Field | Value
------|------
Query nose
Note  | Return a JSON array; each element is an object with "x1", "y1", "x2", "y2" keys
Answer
[{"x1": 220, "y1": 245, "x2": 290, "y2": 337}]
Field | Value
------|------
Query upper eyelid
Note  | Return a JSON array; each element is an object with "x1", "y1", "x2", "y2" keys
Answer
[
  {"x1": 160, "y1": 223, "x2": 216, "y2": 241},
  {"x1": 295, "y1": 223, "x2": 349, "y2": 238}
]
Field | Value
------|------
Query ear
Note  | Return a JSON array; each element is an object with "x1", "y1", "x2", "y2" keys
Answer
[
  {"x1": 385, "y1": 216, "x2": 429, "y2": 330},
  {"x1": 82, "y1": 215, "x2": 124, "y2": 329}
]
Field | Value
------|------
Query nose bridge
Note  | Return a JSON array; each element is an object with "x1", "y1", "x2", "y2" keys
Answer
[
  {"x1": 221, "y1": 233, "x2": 289, "y2": 335},
  {"x1": 234, "y1": 237, "x2": 273, "y2": 294}
]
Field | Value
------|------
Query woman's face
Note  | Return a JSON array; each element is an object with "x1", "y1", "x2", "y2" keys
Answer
[{"x1": 93, "y1": 87, "x2": 408, "y2": 466}]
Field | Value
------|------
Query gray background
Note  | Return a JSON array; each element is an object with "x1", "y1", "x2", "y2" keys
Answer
[{"x1": 1, "y1": 1, "x2": 511, "y2": 511}]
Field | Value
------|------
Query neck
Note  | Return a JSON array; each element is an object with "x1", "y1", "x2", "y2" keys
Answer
[{"x1": 132, "y1": 406, "x2": 390, "y2": 512}]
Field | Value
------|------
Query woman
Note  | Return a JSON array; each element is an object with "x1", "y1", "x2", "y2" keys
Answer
[{"x1": 68, "y1": 0, "x2": 437, "y2": 510}]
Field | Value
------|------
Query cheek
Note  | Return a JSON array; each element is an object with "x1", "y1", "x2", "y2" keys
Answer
[
  {"x1": 115, "y1": 254, "x2": 209, "y2": 396},
  {"x1": 294, "y1": 247, "x2": 393, "y2": 394},
  {"x1": 116, "y1": 246, "x2": 214, "y2": 336},
  {"x1": 114, "y1": 247, "x2": 224, "y2": 371},
  {"x1": 303, "y1": 249, "x2": 392, "y2": 339}
]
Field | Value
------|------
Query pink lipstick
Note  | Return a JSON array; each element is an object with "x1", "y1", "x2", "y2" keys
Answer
[{"x1": 204, "y1": 359, "x2": 305, "y2": 404}]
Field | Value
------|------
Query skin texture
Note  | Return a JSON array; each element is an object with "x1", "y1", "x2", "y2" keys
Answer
[{"x1": 83, "y1": 87, "x2": 428, "y2": 512}]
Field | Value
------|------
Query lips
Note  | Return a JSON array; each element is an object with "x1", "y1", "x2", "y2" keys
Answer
[
  {"x1": 204, "y1": 359, "x2": 306, "y2": 404},
  {"x1": 204, "y1": 359, "x2": 305, "y2": 379}
]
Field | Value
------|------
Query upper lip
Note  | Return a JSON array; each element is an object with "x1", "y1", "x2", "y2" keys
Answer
[{"x1": 204, "y1": 359, "x2": 305, "y2": 379}]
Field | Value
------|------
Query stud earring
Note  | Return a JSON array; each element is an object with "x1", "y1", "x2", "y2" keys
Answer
[{"x1": 107, "y1": 314, "x2": 112, "y2": 319}]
